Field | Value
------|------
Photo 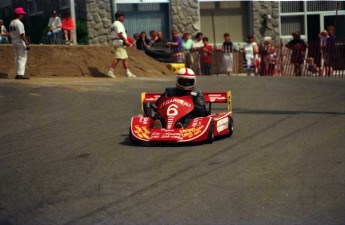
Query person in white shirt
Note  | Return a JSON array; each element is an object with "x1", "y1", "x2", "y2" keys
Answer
[
  {"x1": 0, "y1": 19, "x2": 10, "y2": 44},
  {"x1": 107, "y1": 11, "x2": 136, "y2": 78},
  {"x1": 47, "y1": 10, "x2": 62, "y2": 41},
  {"x1": 9, "y1": 7, "x2": 30, "y2": 79},
  {"x1": 190, "y1": 32, "x2": 204, "y2": 74},
  {"x1": 242, "y1": 35, "x2": 259, "y2": 76}
]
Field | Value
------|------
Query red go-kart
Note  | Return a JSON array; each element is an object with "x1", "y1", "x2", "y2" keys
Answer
[{"x1": 129, "y1": 91, "x2": 234, "y2": 144}]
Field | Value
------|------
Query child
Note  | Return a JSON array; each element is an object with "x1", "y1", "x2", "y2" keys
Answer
[
  {"x1": 221, "y1": 33, "x2": 233, "y2": 76},
  {"x1": 307, "y1": 57, "x2": 318, "y2": 76},
  {"x1": 268, "y1": 45, "x2": 277, "y2": 76},
  {"x1": 61, "y1": 12, "x2": 75, "y2": 45},
  {"x1": 200, "y1": 37, "x2": 214, "y2": 75},
  {"x1": 319, "y1": 30, "x2": 328, "y2": 55}
]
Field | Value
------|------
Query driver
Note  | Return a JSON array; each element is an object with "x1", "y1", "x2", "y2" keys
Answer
[{"x1": 152, "y1": 68, "x2": 206, "y2": 128}]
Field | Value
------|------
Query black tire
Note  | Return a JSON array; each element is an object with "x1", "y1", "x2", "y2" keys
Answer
[
  {"x1": 205, "y1": 122, "x2": 214, "y2": 144},
  {"x1": 129, "y1": 128, "x2": 140, "y2": 145},
  {"x1": 145, "y1": 47, "x2": 173, "y2": 59},
  {"x1": 226, "y1": 117, "x2": 234, "y2": 137},
  {"x1": 153, "y1": 57, "x2": 175, "y2": 63}
]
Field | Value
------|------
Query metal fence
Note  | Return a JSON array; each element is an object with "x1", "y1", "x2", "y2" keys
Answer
[{"x1": 164, "y1": 41, "x2": 345, "y2": 77}]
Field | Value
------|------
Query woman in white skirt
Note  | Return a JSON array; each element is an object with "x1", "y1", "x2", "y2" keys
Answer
[{"x1": 221, "y1": 33, "x2": 233, "y2": 76}]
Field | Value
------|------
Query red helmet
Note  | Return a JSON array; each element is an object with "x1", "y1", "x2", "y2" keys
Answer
[{"x1": 176, "y1": 68, "x2": 196, "y2": 91}]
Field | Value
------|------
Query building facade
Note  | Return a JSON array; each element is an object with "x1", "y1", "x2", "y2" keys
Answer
[{"x1": 0, "y1": 0, "x2": 344, "y2": 45}]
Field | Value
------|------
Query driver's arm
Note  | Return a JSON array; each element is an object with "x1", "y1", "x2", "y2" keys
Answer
[{"x1": 191, "y1": 91, "x2": 206, "y2": 117}]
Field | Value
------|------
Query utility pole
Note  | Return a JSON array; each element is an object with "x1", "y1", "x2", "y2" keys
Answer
[
  {"x1": 70, "y1": 0, "x2": 77, "y2": 44},
  {"x1": 111, "y1": 0, "x2": 117, "y2": 23}
]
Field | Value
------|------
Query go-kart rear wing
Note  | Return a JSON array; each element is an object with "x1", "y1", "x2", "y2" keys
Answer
[{"x1": 141, "y1": 91, "x2": 232, "y2": 113}]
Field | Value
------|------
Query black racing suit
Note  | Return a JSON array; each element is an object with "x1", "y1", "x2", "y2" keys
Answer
[{"x1": 156, "y1": 87, "x2": 206, "y2": 128}]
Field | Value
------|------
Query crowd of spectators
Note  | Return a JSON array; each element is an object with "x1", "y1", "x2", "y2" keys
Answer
[{"x1": 1, "y1": 8, "x2": 341, "y2": 77}]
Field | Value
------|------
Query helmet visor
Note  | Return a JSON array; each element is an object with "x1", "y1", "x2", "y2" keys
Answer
[{"x1": 177, "y1": 77, "x2": 195, "y2": 88}]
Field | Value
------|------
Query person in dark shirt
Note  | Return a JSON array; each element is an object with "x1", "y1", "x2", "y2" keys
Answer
[
  {"x1": 221, "y1": 33, "x2": 233, "y2": 76},
  {"x1": 285, "y1": 31, "x2": 307, "y2": 76},
  {"x1": 325, "y1": 25, "x2": 336, "y2": 77},
  {"x1": 136, "y1": 31, "x2": 151, "y2": 51}
]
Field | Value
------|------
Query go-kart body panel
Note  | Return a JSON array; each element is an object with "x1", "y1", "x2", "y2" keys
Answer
[
  {"x1": 130, "y1": 115, "x2": 212, "y2": 142},
  {"x1": 130, "y1": 91, "x2": 233, "y2": 144}
]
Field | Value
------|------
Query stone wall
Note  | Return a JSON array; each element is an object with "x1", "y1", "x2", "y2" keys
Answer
[
  {"x1": 85, "y1": 0, "x2": 280, "y2": 45},
  {"x1": 252, "y1": 1, "x2": 280, "y2": 44},
  {"x1": 170, "y1": 0, "x2": 200, "y2": 36},
  {"x1": 86, "y1": 0, "x2": 112, "y2": 45}
]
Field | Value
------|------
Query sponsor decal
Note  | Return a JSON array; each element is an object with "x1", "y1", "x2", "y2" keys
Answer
[
  {"x1": 167, "y1": 104, "x2": 178, "y2": 129},
  {"x1": 159, "y1": 99, "x2": 192, "y2": 109},
  {"x1": 139, "y1": 117, "x2": 149, "y2": 125},
  {"x1": 207, "y1": 94, "x2": 226, "y2": 103},
  {"x1": 191, "y1": 118, "x2": 203, "y2": 127},
  {"x1": 161, "y1": 133, "x2": 183, "y2": 139},
  {"x1": 216, "y1": 117, "x2": 229, "y2": 132},
  {"x1": 134, "y1": 125, "x2": 151, "y2": 139},
  {"x1": 180, "y1": 125, "x2": 205, "y2": 138}
]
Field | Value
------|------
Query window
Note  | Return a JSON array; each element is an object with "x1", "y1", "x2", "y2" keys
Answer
[
  {"x1": 307, "y1": 1, "x2": 345, "y2": 12},
  {"x1": 60, "y1": 0, "x2": 70, "y2": 9},
  {"x1": 0, "y1": 0, "x2": 11, "y2": 8},
  {"x1": 281, "y1": 1, "x2": 304, "y2": 13},
  {"x1": 27, "y1": 0, "x2": 43, "y2": 16},
  {"x1": 281, "y1": 16, "x2": 305, "y2": 36}
]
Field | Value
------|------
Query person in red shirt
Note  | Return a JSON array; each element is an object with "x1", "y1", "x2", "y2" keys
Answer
[
  {"x1": 61, "y1": 12, "x2": 75, "y2": 45},
  {"x1": 200, "y1": 37, "x2": 214, "y2": 75}
]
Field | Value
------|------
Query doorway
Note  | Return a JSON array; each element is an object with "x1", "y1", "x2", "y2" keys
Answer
[{"x1": 307, "y1": 15, "x2": 320, "y2": 41}]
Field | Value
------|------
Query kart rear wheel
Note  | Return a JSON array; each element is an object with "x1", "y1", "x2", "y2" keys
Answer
[
  {"x1": 226, "y1": 117, "x2": 234, "y2": 137},
  {"x1": 206, "y1": 122, "x2": 214, "y2": 144}
]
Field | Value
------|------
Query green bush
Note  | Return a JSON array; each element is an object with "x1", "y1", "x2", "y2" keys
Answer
[{"x1": 76, "y1": 20, "x2": 88, "y2": 45}]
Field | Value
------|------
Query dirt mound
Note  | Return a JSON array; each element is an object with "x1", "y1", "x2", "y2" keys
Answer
[{"x1": 0, "y1": 45, "x2": 175, "y2": 78}]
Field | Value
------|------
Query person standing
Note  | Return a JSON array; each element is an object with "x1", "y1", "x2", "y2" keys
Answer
[
  {"x1": 325, "y1": 25, "x2": 336, "y2": 77},
  {"x1": 149, "y1": 30, "x2": 158, "y2": 46},
  {"x1": 136, "y1": 31, "x2": 150, "y2": 51},
  {"x1": 242, "y1": 35, "x2": 259, "y2": 76},
  {"x1": 167, "y1": 29, "x2": 183, "y2": 63},
  {"x1": 200, "y1": 37, "x2": 214, "y2": 75},
  {"x1": 191, "y1": 32, "x2": 204, "y2": 74},
  {"x1": 221, "y1": 33, "x2": 233, "y2": 76},
  {"x1": 259, "y1": 36, "x2": 276, "y2": 76},
  {"x1": 155, "y1": 31, "x2": 168, "y2": 47},
  {"x1": 107, "y1": 11, "x2": 136, "y2": 78},
  {"x1": 182, "y1": 32, "x2": 194, "y2": 68},
  {"x1": 9, "y1": 7, "x2": 30, "y2": 79},
  {"x1": 285, "y1": 31, "x2": 307, "y2": 76}
]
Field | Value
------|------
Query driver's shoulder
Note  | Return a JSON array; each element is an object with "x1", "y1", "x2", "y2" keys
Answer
[
  {"x1": 164, "y1": 87, "x2": 178, "y2": 97},
  {"x1": 190, "y1": 89, "x2": 203, "y2": 96}
]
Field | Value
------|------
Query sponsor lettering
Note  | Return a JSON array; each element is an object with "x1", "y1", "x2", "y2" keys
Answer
[
  {"x1": 139, "y1": 117, "x2": 149, "y2": 125},
  {"x1": 180, "y1": 126, "x2": 204, "y2": 138},
  {"x1": 159, "y1": 99, "x2": 192, "y2": 109},
  {"x1": 161, "y1": 133, "x2": 183, "y2": 139}
]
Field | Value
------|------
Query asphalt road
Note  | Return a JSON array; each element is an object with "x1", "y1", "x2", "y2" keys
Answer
[{"x1": 0, "y1": 76, "x2": 344, "y2": 225}]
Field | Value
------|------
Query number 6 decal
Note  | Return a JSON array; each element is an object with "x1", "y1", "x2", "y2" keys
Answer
[{"x1": 167, "y1": 104, "x2": 178, "y2": 116}]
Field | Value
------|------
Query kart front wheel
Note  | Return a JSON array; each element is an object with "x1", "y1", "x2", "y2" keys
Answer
[
  {"x1": 129, "y1": 128, "x2": 140, "y2": 145},
  {"x1": 205, "y1": 122, "x2": 214, "y2": 144}
]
